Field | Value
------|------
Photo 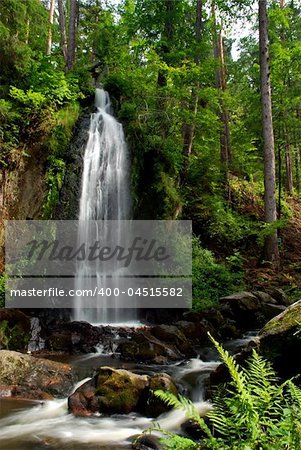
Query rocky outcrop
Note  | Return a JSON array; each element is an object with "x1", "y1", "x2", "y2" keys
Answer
[
  {"x1": 220, "y1": 290, "x2": 289, "y2": 329},
  {"x1": 68, "y1": 366, "x2": 177, "y2": 417},
  {"x1": 0, "y1": 350, "x2": 74, "y2": 399},
  {"x1": 116, "y1": 328, "x2": 196, "y2": 364},
  {"x1": 45, "y1": 320, "x2": 103, "y2": 353},
  {"x1": 208, "y1": 299, "x2": 301, "y2": 390},
  {"x1": 258, "y1": 299, "x2": 301, "y2": 378}
]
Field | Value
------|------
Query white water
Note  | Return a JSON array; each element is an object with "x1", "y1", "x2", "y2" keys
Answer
[
  {"x1": 74, "y1": 88, "x2": 134, "y2": 324},
  {"x1": 0, "y1": 365, "x2": 212, "y2": 448}
]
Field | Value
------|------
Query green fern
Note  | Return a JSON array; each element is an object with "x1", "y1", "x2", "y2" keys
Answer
[
  {"x1": 154, "y1": 390, "x2": 214, "y2": 439},
  {"x1": 144, "y1": 337, "x2": 301, "y2": 450}
]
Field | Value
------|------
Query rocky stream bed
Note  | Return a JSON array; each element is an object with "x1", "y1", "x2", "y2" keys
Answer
[{"x1": 0, "y1": 289, "x2": 300, "y2": 449}]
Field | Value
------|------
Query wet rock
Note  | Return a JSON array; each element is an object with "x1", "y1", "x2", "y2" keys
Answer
[
  {"x1": 208, "y1": 337, "x2": 260, "y2": 390},
  {"x1": 67, "y1": 379, "x2": 98, "y2": 416},
  {"x1": 143, "y1": 373, "x2": 178, "y2": 417},
  {"x1": 69, "y1": 367, "x2": 149, "y2": 416},
  {"x1": 259, "y1": 300, "x2": 301, "y2": 378},
  {"x1": 0, "y1": 309, "x2": 31, "y2": 351},
  {"x1": 218, "y1": 321, "x2": 241, "y2": 339},
  {"x1": 131, "y1": 434, "x2": 162, "y2": 450},
  {"x1": 96, "y1": 367, "x2": 149, "y2": 414},
  {"x1": 45, "y1": 321, "x2": 103, "y2": 353},
  {"x1": 150, "y1": 325, "x2": 195, "y2": 357},
  {"x1": 68, "y1": 367, "x2": 178, "y2": 417},
  {"x1": 0, "y1": 350, "x2": 74, "y2": 399},
  {"x1": 117, "y1": 329, "x2": 188, "y2": 364},
  {"x1": 174, "y1": 321, "x2": 208, "y2": 344},
  {"x1": 220, "y1": 291, "x2": 262, "y2": 328},
  {"x1": 198, "y1": 309, "x2": 225, "y2": 328},
  {"x1": 181, "y1": 418, "x2": 207, "y2": 440}
]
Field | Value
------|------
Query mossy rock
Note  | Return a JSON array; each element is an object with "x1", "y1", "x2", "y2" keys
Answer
[
  {"x1": 260, "y1": 299, "x2": 301, "y2": 337},
  {"x1": 69, "y1": 367, "x2": 178, "y2": 417},
  {"x1": 0, "y1": 350, "x2": 74, "y2": 398},
  {"x1": 96, "y1": 367, "x2": 149, "y2": 414},
  {"x1": 0, "y1": 309, "x2": 31, "y2": 351},
  {"x1": 259, "y1": 300, "x2": 301, "y2": 378}
]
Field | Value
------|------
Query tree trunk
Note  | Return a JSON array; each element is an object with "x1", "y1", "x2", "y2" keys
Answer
[
  {"x1": 259, "y1": 0, "x2": 280, "y2": 266},
  {"x1": 218, "y1": 29, "x2": 231, "y2": 170},
  {"x1": 295, "y1": 145, "x2": 301, "y2": 194},
  {"x1": 195, "y1": 0, "x2": 203, "y2": 61},
  {"x1": 157, "y1": 0, "x2": 174, "y2": 87},
  {"x1": 25, "y1": 18, "x2": 30, "y2": 44},
  {"x1": 46, "y1": 0, "x2": 56, "y2": 55},
  {"x1": 212, "y1": 3, "x2": 231, "y2": 194},
  {"x1": 284, "y1": 125, "x2": 293, "y2": 194},
  {"x1": 58, "y1": 0, "x2": 67, "y2": 64},
  {"x1": 181, "y1": 0, "x2": 203, "y2": 182},
  {"x1": 67, "y1": 0, "x2": 78, "y2": 70}
]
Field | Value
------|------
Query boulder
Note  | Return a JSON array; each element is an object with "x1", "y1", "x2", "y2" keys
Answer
[
  {"x1": 267, "y1": 288, "x2": 291, "y2": 306},
  {"x1": 143, "y1": 373, "x2": 178, "y2": 417},
  {"x1": 116, "y1": 329, "x2": 194, "y2": 364},
  {"x1": 174, "y1": 320, "x2": 208, "y2": 344},
  {"x1": 131, "y1": 434, "x2": 162, "y2": 450},
  {"x1": 220, "y1": 291, "x2": 260, "y2": 311},
  {"x1": 259, "y1": 300, "x2": 301, "y2": 378},
  {"x1": 220, "y1": 291, "x2": 263, "y2": 328},
  {"x1": 68, "y1": 367, "x2": 178, "y2": 417},
  {"x1": 69, "y1": 367, "x2": 149, "y2": 416},
  {"x1": 261, "y1": 303, "x2": 286, "y2": 320},
  {"x1": 150, "y1": 325, "x2": 195, "y2": 357},
  {"x1": 181, "y1": 418, "x2": 207, "y2": 440},
  {"x1": 0, "y1": 350, "x2": 74, "y2": 399},
  {"x1": 252, "y1": 291, "x2": 277, "y2": 305},
  {"x1": 45, "y1": 321, "x2": 103, "y2": 353},
  {"x1": 0, "y1": 309, "x2": 31, "y2": 350}
]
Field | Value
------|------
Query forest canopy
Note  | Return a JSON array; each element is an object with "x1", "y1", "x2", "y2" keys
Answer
[{"x1": 1, "y1": 0, "x2": 301, "y2": 306}]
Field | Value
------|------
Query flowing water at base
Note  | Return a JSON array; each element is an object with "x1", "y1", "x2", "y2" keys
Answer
[
  {"x1": 0, "y1": 356, "x2": 214, "y2": 449},
  {"x1": 0, "y1": 332, "x2": 256, "y2": 449}
]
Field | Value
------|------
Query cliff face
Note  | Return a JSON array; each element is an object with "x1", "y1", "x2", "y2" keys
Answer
[
  {"x1": 0, "y1": 142, "x2": 48, "y2": 271},
  {"x1": 53, "y1": 112, "x2": 90, "y2": 220},
  {"x1": 0, "y1": 107, "x2": 89, "y2": 271}
]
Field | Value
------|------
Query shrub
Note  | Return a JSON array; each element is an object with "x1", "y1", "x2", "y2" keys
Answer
[{"x1": 192, "y1": 237, "x2": 244, "y2": 310}]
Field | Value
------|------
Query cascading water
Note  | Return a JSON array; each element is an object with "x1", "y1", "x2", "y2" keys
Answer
[{"x1": 74, "y1": 88, "x2": 133, "y2": 324}]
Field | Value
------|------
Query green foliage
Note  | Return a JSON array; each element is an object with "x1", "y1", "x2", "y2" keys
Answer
[
  {"x1": 10, "y1": 86, "x2": 47, "y2": 111},
  {"x1": 42, "y1": 103, "x2": 80, "y2": 218},
  {"x1": 151, "y1": 335, "x2": 301, "y2": 450},
  {"x1": 192, "y1": 237, "x2": 244, "y2": 310},
  {"x1": 0, "y1": 320, "x2": 29, "y2": 351}
]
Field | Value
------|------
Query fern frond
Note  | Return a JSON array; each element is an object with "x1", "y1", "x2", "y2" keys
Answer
[{"x1": 154, "y1": 390, "x2": 213, "y2": 439}]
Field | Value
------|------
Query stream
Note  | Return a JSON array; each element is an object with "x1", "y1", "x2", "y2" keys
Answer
[{"x1": 0, "y1": 330, "x2": 256, "y2": 450}]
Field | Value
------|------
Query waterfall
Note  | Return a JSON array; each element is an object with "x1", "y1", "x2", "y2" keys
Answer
[{"x1": 74, "y1": 88, "x2": 133, "y2": 324}]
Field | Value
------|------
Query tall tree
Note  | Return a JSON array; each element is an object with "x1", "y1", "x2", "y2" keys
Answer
[
  {"x1": 259, "y1": 0, "x2": 280, "y2": 266},
  {"x1": 67, "y1": 0, "x2": 78, "y2": 70},
  {"x1": 46, "y1": 0, "x2": 56, "y2": 55},
  {"x1": 58, "y1": 0, "x2": 67, "y2": 63},
  {"x1": 182, "y1": 0, "x2": 203, "y2": 165},
  {"x1": 212, "y1": 2, "x2": 231, "y2": 192}
]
